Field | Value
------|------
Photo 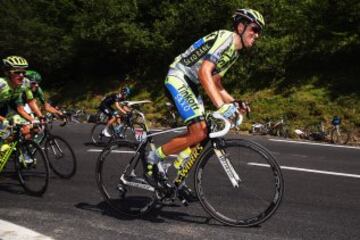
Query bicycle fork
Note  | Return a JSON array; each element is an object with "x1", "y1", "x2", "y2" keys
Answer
[
  {"x1": 49, "y1": 139, "x2": 64, "y2": 159},
  {"x1": 213, "y1": 145, "x2": 241, "y2": 188}
]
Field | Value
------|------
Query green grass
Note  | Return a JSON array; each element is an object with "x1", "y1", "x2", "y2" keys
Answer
[{"x1": 46, "y1": 81, "x2": 360, "y2": 135}]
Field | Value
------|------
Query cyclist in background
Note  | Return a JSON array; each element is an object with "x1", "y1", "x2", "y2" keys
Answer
[
  {"x1": 99, "y1": 87, "x2": 131, "y2": 137},
  {"x1": 144, "y1": 9, "x2": 265, "y2": 198},
  {"x1": 24, "y1": 70, "x2": 64, "y2": 118},
  {"x1": 1, "y1": 56, "x2": 42, "y2": 133}
]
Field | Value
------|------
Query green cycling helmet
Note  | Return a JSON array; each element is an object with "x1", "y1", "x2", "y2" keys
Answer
[
  {"x1": 25, "y1": 70, "x2": 42, "y2": 83},
  {"x1": 233, "y1": 8, "x2": 265, "y2": 29},
  {"x1": 3, "y1": 55, "x2": 29, "y2": 69}
]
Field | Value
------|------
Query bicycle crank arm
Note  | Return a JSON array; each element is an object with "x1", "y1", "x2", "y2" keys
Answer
[{"x1": 120, "y1": 175, "x2": 155, "y2": 192}]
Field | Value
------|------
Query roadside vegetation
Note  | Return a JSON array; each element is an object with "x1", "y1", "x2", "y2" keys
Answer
[{"x1": 1, "y1": 0, "x2": 359, "y2": 136}]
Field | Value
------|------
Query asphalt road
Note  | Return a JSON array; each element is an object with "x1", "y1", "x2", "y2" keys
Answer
[{"x1": 1, "y1": 123, "x2": 360, "y2": 240}]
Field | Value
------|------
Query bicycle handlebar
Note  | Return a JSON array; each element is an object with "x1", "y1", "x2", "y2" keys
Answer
[
  {"x1": 123, "y1": 100, "x2": 152, "y2": 106},
  {"x1": 209, "y1": 112, "x2": 232, "y2": 139}
]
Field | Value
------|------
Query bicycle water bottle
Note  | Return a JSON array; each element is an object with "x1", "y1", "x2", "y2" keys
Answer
[{"x1": 174, "y1": 147, "x2": 192, "y2": 170}]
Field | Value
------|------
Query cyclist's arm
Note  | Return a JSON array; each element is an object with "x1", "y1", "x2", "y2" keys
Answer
[
  {"x1": 212, "y1": 74, "x2": 235, "y2": 103},
  {"x1": 123, "y1": 104, "x2": 132, "y2": 113},
  {"x1": 44, "y1": 102, "x2": 63, "y2": 116},
  {"x1": 27, "y1": 99, "x2": 43, "y2": 118},
  {"x1": 16, "y1": 105, "x2": 35, "y2": 122},
  {"x1": 198, "y1": 60, "x2": 224, "y2": 108},
  {"x1": 114, "y1": 102, "x2": 127, "y2": 114},
  {"x1": 22, "y1": 87, "x2": 43, "y2": 118}
]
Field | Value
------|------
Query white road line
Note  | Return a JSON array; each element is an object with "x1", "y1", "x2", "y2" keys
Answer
[
  {"x1": 269, "y1": 138, "x2": 360, "y2": 150},
  {"x1": 248, "y1": 162, "x2": 360, "y2": 179},
  {"x1": 0, "y1": 220, "x2": 54, "y2": 240}
]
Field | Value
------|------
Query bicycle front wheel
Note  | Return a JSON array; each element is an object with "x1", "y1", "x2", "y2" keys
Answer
[
  {"x1": 15, "y1": 140, "x2": 50, "y2": 196},
  {"x1": 45, "y1": 135, "x2": 77, "y2": 178},
  {"x1": 96, "y1": 141, "x2": 157, "y2": 216},
  {"x1": 195, "y1": 139, "x2": 284, "y2": 227}
]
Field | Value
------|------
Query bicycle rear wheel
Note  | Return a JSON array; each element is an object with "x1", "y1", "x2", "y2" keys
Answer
[
  {"x1": 96, "y1": 141, "x2": 157, "y2": 216},
  {"x1": 16, "y1": 140, "x2": 50, "y2": 196},
  {"x1": 45, "y1": 135, "x2": 77, "y2": 178},
  {"x1": 90, "y1": 123, "x2": 112, "y2": 146},
  {"x1": 195, "y1": 139, "x2": 284, "y2": 227}
]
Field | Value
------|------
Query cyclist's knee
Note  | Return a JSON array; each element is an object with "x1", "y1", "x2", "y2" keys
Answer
[{"x1": 188, "y1": 121, "x2": 207, "y2": 144}]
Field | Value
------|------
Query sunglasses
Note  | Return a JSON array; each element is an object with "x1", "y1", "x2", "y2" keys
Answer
[
  {"x1": 251, "y1": 25, "x2": 262, "y2": 34},
  {"x1": 10, "y1": 70, "x2": 26, "y2": 75}
]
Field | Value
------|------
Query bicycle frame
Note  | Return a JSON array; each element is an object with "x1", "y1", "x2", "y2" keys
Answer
[
  {"x1": 0, "y1": 141, "x2": 17, "y2": 172},
  {"x1": 118, "y1": 112, "x2": 240, "y2": 191},
  {"x1": 0, "y1": 123, "x2": 36, "y2": 172}
]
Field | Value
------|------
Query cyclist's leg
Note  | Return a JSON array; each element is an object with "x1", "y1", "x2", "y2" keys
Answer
[
  {"x1": 100, "y1": 106, "x2": 115, "y2": 137},
  {"x1": 162, "y1": 70, "x2": 207, "y2": 155},
  {"x1": 145, "y1": 70, "x2": 207, "y2": 187}
]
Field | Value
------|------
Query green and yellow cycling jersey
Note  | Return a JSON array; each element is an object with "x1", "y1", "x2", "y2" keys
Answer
[
  {"x1": 0, "y1": 78, "x2": 13, "y2": 107},
  {"x1": 0, "y1": 77, "x2": 32, "y2": 110},
  {"x1": 22, "y1": 78, "x2": 46, "y2": 105},
  {"x1": 170, "y1": 30, "x2": 239, "y2": 84},
  {"x1": 0, "y1": 77, "x2": 31, "y2": 123}
]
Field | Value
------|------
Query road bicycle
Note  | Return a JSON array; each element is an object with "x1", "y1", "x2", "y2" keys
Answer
[
  {"x1": 34, "y1": 116, "x2": 77, "y2": 178},
  {"x1": 299, "y1": 116, "x2": 351, "y2": 144},
  {"x1": 90, "y1": 100, "x2": 150, "y2": 146},
  {"x1": 96, "y1": 112, "x2": 284, "y2": 227},
  {"x1": 250, "y1": 118, "x2": 289, "y2": 138},
  {"x1": 0, "y1": 124, "x2": 49, "y2": 196}
]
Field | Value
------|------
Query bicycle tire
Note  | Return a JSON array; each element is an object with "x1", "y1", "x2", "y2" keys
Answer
[
  {"x1": 15, "y1": 140, "x2": 50, "y2": 196},
  {"x1": 331, "y1": 127, "x2": 350, "y2": 145},
  {"x1": 90, "y1": 122, "x2": 112, "y2": 146},
  {"x1": 45, "y1": 135, "x2": 77, "y2": 178},
  {"x1": 96, "y1": 140, "x2": 157, "y2": 216},
  {"x1": 194, "y1": 139, "x2": 284, "y2": 227}
]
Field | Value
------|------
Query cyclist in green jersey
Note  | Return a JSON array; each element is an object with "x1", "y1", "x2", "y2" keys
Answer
[
  {"x1": 2, "y1": 56, "x2": 44, "y2": 136},
  {"x1": 145, "y1": 9, "x2": 265, "y2": 197},
  {"x1": 24, "y1": 70, "x2": 64, "y2": 118}
]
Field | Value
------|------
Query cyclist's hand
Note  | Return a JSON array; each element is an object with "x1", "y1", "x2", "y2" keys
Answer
[
  {"x1": 217, "y1": 103, "x2": 237, "y2": 119},
  {"x1": 234, "y1": 100, "x2": 251, "y2": 118}
]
